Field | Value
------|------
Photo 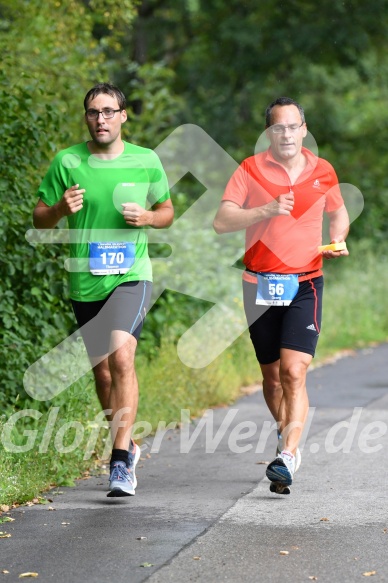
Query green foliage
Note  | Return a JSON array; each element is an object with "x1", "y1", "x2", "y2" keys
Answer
[
  {"x1": 0, "y1": 0, "x2": 136, "y2": 145},
  {"x1": 0, "y1": 73, "x2": 73, "y2": 408},
  {"x1": 124, "y1": 62, "x2": 184, "y2": 147},
  {"x1": 123, "y1": 0, "x2": 388, "y2": 240},
  {"x1": 0, "y1": 0, "x2": 137, "y2": 410}
]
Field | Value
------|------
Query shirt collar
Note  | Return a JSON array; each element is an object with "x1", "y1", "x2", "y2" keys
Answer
[{"x1": 264, "y1": 146, "x2": 317, "y2": 174}]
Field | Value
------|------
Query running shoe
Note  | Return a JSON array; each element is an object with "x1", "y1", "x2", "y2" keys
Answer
[
  {"x1": 266, "y1": 450, "x2": 295, "y2": 487},
  {"x1": 107, "y1": 444, "x2": 141, "y2": 497},
  {"x1": 128, "y1": 441, "x2": 140, "y2": 468},
  {"x1": 269, "y1": 482, "x2": 291, "y2": 495},
  {"x1": 276, "y1": 439, "x2": 301, "y2": 473},
  {"x1": 294, "y1": 448, "x2": 301, "y2": 473}
]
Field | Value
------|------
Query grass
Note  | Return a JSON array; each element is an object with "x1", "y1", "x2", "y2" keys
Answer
[
  {"x1": 316, "y1": 240, "x2": 388, "y2": 359},
  {"x1": 1, "y1": 241, "x2": 387, "y2": 506},
  {"x1": 0, "y1": 377, "x2": 103, "y2": 506},
  {"x1": 136, "y1": 332, "x2": 259, "y2": 430}
]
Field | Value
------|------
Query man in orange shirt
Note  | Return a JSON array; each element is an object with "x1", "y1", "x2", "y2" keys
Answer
[{"x1": 214, "y1": 97, "x2": 349, "y2": 494}]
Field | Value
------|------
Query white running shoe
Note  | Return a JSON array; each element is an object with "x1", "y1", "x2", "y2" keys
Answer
[
  {"x1": 276, "y1": 437, "x2": 301, "y2": 473},
  {"x1": 294, "y1": 448, "x2": 301, "y2": 473}
]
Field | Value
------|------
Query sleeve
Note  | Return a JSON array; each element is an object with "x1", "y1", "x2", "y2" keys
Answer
[
  {"x1": 324, "y1": 162, "x2": 344, "y2": 213},
  {"x1": 221, "y1": 160, "x2": 249, "y2": 207},
  {"x1": 36, "y1": 152, "x2": 70, "y2": 207},
  {"x1": 146, "y1": 150, "x2": 171, "y2": 206}
]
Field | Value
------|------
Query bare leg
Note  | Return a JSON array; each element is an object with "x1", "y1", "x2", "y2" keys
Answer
[
  {"x1": 90, "y1": 331, "x2": 138, "y2": 451},
  {"x1": 260, "y1": 350, "x2": 311, "y2": 456},
  {"x1": 260, "y1": 359, "x2": 282, "y2": 423},
  {"x1": 92, "y1": 358, "x2": 111, "y2": 413},
  {"x1": 107, "y1": 331, "x2": 138, "y2": 451},
  {"x1": 278, "y1": 348, "x2": 311, "y2": 455}
]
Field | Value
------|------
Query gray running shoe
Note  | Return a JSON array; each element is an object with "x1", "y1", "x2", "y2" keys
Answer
[{"x1": 107, "y1": 444, "x2": 141, "y2": 497}]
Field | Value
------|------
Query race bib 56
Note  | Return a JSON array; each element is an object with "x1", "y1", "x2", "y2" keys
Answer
[{"x1": 256, "y1": 273, "x2": 299, "y2": 306}]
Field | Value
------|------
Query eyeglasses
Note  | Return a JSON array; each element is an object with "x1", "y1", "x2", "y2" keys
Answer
[
  {"x1": 268, "y1": 122, "x2": 304, "y2": 134},
  {"x1": 85, "y1": 108, "x2": 121, "y2": 120}
]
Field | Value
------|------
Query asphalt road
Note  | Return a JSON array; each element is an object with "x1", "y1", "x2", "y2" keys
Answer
[{"x1": 1, "y1": 344, "x2": 388, "y2": 582}]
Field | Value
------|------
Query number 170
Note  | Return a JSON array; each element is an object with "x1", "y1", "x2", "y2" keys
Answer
[{"x1": 101, "y1": 251, "x2": 125, "y2": 265}]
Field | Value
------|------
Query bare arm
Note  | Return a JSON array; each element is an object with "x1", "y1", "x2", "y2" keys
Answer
[
  {"x1": 213, "y1": 193, "x2": 295, "y2": 234},
  {"x1": 33, "y1": 184, "x2": 85, "y2": 229},
  {"x1": 122, "y1": 199, "x2": 174, "y2": 228},
  {"x1": 322, "y1": 204, "x2": 350, "y2": 259}
]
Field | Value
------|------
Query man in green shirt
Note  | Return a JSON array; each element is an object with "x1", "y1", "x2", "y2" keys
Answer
[{"x1": 33, "y1": 83, "x2": 174, "y2": 497}]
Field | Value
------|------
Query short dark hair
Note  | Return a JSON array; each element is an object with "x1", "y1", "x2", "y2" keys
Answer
[
  {"x1": 84, "y1": 83, "x2": 127, "y2": 111},
  {"x1": 265, "y1": 97, "x2": 305, "y2": 127}
]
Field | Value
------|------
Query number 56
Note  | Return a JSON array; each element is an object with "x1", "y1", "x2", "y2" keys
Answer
[{"x1": 269, "y1": 283, "x2": 284, "y2": 296}]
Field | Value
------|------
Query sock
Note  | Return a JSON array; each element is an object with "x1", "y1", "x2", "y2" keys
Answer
[{"x1": 110, "y1": 448, "x2": 129, "y2": 468}]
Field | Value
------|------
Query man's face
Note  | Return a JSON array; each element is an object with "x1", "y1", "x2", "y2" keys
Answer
[
  {"x1": 85, "y1": 93, "x2": 127, "y2": 149},
  {"x1": 266, "y1": 104, "x2": 307, "y2": 163}
]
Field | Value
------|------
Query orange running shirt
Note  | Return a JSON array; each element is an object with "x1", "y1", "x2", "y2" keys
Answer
[{"x1": 222, "y1": 147, "x2": 344, "y2": 277}]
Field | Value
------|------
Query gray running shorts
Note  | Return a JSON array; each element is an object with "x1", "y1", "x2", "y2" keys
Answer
[{"x1": 71, "y1": 280, "x2": 152, "y2": 357}]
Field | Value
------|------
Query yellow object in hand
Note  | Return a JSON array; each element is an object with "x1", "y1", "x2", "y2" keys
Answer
[{"x1": 318, "y1": 242, "x2": 347, "y2": 252}]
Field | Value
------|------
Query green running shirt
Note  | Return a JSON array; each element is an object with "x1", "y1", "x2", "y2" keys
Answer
[{"x1": 37, "y1": 141, "x2": 170, "y2": 301}]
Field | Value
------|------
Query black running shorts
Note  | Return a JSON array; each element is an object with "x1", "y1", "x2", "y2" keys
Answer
[
  {"x1": 243, "y1": 276, "x2": 323, "y2": 365},
  {"x1": 71, "y1": 281, "x2": 152, "y2": 357}
]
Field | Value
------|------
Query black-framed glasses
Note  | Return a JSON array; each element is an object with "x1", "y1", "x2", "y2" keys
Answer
[
  {"x1": 85, "y1": 108, "x2": 121, "y2": 120},
  {"x1": 268, "y1": 121, "x2": 304, "y2": 134}
]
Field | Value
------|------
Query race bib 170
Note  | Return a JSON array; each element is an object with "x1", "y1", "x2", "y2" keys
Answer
[{"x1": 89, "y1": 242, "x2": 135, "y2": 275}]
